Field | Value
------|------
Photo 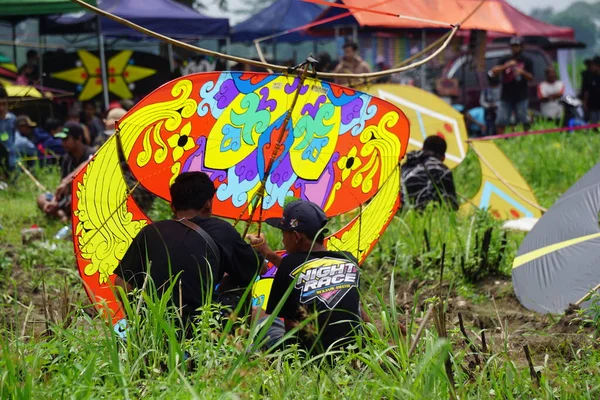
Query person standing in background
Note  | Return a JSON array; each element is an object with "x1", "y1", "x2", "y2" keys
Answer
[
  {"x1": 333, "y1": 42, "x2": 371, "y2": 87},
  {"x1": 480, "y1": 74, "x2": 502, "y2": 136},
  {"x1": 583, "y1": 57, "x2": 600, "y2": 124},
  {"x1": 82, "y1": 102, "x2": 104, "y2": 145},
  {"x1": 17, "y1": 50, "x2": 40, "y2": 85},
  {"x1": 489, "y1": 36, "x2": 533, "y2": 133},
  {"x1": 538, "y1": 67, "x2": 565, "y2": 122}
]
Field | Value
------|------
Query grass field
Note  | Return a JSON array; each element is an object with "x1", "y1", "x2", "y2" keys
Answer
[{"x1": 1, "y1": 123, "x2": 600, "y2": 398}]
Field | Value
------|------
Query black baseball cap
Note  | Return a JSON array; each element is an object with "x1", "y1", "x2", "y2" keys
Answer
[
  {"x1": 55, "y1": 121, "x2": 84, "y2": 140},
  {"x1": 265, "y1": 200, "x2": 328, "y2": 238}
]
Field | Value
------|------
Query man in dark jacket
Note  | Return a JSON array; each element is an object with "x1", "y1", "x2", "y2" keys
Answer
[{"x1": 401, "y1": 135, "x2": 458, "y2": 211}]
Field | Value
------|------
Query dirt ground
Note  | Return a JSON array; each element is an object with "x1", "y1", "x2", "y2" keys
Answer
[
  {"x1": 393, "y1": 275, "x2": 598, "y2": 368},
  {"x1": 2, "y1": 238, "x2": 597, "y2": 372}
]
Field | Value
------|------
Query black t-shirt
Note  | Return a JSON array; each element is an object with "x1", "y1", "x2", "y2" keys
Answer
[
  {"x1": 117, "y1": 217, "x2": 263, "y2": 322},
  {"x1": 585, "y1": 73, "x2": 600, "y2": 111},
  {"x1": 266, "y1": 250, "x2": 361, "y2": 353},
  {"x1": 60, "y1": 146, "x2": 94, "y2": 179},
  {"x1": 498, "y1": 55, "x2": 533, "y2": 103}
]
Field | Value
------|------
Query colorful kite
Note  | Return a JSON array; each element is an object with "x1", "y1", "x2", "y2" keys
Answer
[
  {"x1": 72, "y1": 71, "x2": 410, "y2": 322},
  {"x1": 361, "y1": 84, "x2": 543, "y2": 220},
  {"x1": 361, "y1": 84, "x2": 468, "y2": 169},
  {"x1": 513, "y1": 162, "x2": 600, "y2": 314}
]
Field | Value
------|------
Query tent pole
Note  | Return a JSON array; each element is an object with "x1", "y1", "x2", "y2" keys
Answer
[
  {"x1": 12, "y1": 22, "x2": 17, "y2": 66},
  {"x1": 167, "y1": 42, "x2": 175, "y2": 72},
  {"x1": 420, "y1": 29, "x2": 426, "y2": 89},
  {"x1": 352, "y1": 25, "x2": 357, "y2": 43},
  {"x1": 96, "y1": 16, "x2": 110, "y2": 111},
  {"x1": 272, "y1": 38, "x2": 276, "y2": 64}
]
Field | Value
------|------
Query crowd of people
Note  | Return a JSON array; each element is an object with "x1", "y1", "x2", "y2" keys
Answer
[{"x1": 0, "y1": 86, "x2": 130, "y2": 221}]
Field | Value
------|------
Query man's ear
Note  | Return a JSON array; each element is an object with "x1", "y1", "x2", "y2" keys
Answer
[
  {"x1": 170, "y1": 204, "x2": 177, "y2": 215},
  {"x1": 205, "y1": 198, "x2": 213, "y2": 211}
]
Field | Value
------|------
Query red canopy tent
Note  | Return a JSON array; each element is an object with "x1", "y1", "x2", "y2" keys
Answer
[{"x1": 309, "y1": 0, "x2": 574, "y2": 39}]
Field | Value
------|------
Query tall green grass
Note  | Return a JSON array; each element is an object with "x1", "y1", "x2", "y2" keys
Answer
[{"x1": 1, "y1": 126, "x2": 600, "y2": 398}]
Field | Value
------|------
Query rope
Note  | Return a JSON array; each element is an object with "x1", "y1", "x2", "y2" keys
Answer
[
  {"x1": 469, "y1": 143, "x2": 548, "y2": 213},
  {"x1": 468, "y1": 123, "x2": 600, "y2": 141},
  {"x1": 303, "y1": 0, "x2": 454, "y2": 27},
  {"x1": 70, "y1": 0, "x2": 467, "y2": 80}
]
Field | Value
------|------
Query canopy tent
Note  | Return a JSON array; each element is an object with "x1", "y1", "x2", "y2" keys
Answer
[
  {"x1": 40, "y1": 0, "x2": 229, "y2": 38},
  {"x1": 309, "y1": 0, "x2": 574, "y2": 39},
  {"x1": 231, "y1": 0, "x2": 323, "y2": 43},
  {"x1": 0, "y1": 0, "x2": 96, "y2": 18}
]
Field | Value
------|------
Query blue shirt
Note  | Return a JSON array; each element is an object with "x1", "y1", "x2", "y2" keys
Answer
[{"x1": 0, "y1": 112, "x2": 16, "y2": 169}]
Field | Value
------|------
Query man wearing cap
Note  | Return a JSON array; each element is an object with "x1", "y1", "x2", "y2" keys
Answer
[
  {"x1": 247, "y1": 200, "x2": 363, "y2": 354},
  {"x1": 37, "y1": 121, "x2": 94, "y2": 222},
  {"x1": 94, "y1": 107, "x2": 127, "y2": 149},
  {"x1": 13, "y1": 115, "x2": 39, "y2": 164},
  {"x1": 490, "y1": 36, "x2": 533, "y2": 133}
]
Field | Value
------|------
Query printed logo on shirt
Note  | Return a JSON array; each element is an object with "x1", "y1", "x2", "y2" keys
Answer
[{"x1": 290, "y1": 257, "x2": 359, "y2": 309}]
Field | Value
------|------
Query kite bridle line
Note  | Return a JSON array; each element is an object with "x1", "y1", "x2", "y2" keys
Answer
[
  {"x1": 233, "y1": 59, "x2": 315, "y2": 236},
  {"x1": 68, "y1": 0, "x2": 477, "y2": 80}
]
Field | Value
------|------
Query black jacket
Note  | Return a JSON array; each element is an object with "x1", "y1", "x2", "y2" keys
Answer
[{"x1": 401, "y1": 150, "x2": 458, "y2": 211}]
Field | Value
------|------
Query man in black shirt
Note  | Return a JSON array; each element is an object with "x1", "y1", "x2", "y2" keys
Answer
[
  {"x1": 247, "y1": 200, "x2": 362, "y2": 354},
  {"x1": 401, "y1": 135, "x2": 458, "y2": 211},
  {"x1": 37, "y1": 121, "x2": 94, "y2": 222},
  {"x1": 115, "y1": 172, "x2": 264, "y2": 326},
  {"x1": 490, "y1": 36, "x2": 533, "y2": 133}
]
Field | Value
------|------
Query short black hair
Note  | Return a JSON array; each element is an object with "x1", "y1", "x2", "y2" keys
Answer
[
  {"x1": 169, "y1": 172, "x2": 216, "y2": 212},
  {"x1": 585, "y1": 58, "x2": 592, "y2": 67},
  {"x1": 343, "y1": 41, "x2": 358, "y2": 51},
  {"x1": 593, "y1": 56, "x2": 600, "y2": 66},
  {"x1": 0, "y1": 86, "x2": 7, "y2": 100},
  {"x1": 26, "y1": 49, "x2": 38, "y2": 59},
  {"x1": 423, "y1": 135, "x2": 447, "y2": 158},
  {"x1": 45, "y1": 117, "x2": 62, "y2": 132}
]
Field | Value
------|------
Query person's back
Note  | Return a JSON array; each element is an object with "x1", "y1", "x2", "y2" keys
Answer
[
  {"x1": 266, "y1": 249, "x2": 361, "y2": 353},
  {"x1": 119, "y1": 216, "x2": 258, "y2": 322},
  {"x1": 116, "y1": 172, "x2": 263, "y2": 325},
  {"x1": 401, "y1": 136, "x2": 458, "y2": 211}
]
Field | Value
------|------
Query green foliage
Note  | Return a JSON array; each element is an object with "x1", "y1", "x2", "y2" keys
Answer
[{"x1": 2, "y1": 125, "x2": 600, "y2": 397}]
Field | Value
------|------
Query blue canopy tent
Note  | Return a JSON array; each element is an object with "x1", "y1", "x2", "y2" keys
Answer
[
  {"x1": 40, "y1": 0, "x2": 229, "y2": 108},
  {"x1": 231, "y1": 0, "x2": 322, "y2": 43},
  {"x1": 41, "y1": 0, "x2": 229, "y2": 38}
]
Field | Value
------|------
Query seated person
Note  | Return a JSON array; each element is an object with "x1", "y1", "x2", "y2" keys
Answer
[
  {"x1": 16, "y1": 116, "x2": 66, "y2": 166},
  {"x1": 14, "y1": 115, "x2": 38, "y2": 165},
  {"x1": 37, "y1": 122, "x2": 94, "y2": 222},
  {"x1": 247, "y1": 200, "x2": 363, "y2": 354},
  {"x1": 401, "y1": 135, "x2": 458, "y2": 211},
  {"x1": 0, "y1": 87, "x2": 16, "y2": 173},
  {"x1": 114, "y1": 172, "x2": 264, "y2": 328},
  {"x1": 38, "y1": 118, "x2": 66, "y2": 158},
  {"x1": 94, "y1": 107, "x2": 127, "y2": 149}
]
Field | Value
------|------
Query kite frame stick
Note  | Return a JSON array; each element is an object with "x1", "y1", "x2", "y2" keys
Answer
[
  {"x1": 16, "y1": 161, "x2": 49, "y2": 192},
  {"x1": 575, "y1": 283, "x2": 600, "y2": 306},
  {"x1": 468, "y1": 143, "x2": 548, "y2": 213},
  {"x1": 233, "y1": 62, "x2": 312, "y2": 235}
]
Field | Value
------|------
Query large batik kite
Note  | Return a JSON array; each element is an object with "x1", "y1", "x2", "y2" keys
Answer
[{"x1": 72, "y1": 72, "x2": 410, "y2": 323}]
